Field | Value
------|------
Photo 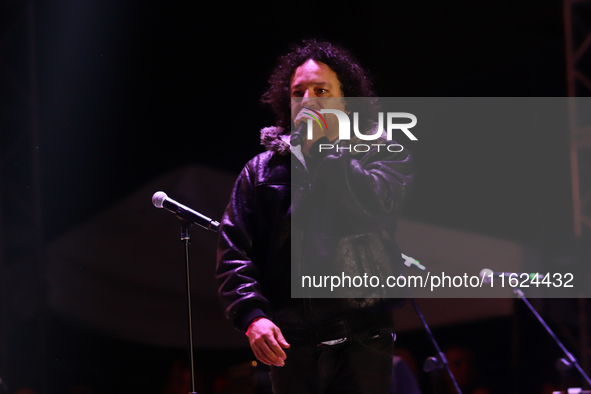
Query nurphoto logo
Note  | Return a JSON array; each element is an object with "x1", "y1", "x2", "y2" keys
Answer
[{"x1": 303, "y1": 108, "x2": 417, "y2": 153}]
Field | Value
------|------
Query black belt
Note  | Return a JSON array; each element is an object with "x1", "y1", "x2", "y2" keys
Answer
[{"x1": 279, "y1": 312, "x2": 394, "y2": 344}]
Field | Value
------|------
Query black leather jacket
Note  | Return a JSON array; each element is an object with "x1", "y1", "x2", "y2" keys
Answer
[{"x1": 216, "y1": 126, "x2": 413, "y2": 334}]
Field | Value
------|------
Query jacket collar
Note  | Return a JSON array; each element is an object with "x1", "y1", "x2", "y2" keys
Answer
[{"x1": 260, "y1": 124, "x2": 387, "y2": 157}]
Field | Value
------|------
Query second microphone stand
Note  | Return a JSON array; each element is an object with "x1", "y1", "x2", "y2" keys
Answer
[
  {"x1": 408, "y1": 296, "x2": 463, "y2": 394},
  {"x1": 513, "y1": 288, "x2": 591, "y2": 389}
]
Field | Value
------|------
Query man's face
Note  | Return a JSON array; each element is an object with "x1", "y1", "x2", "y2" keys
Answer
[
  {"x1": 290, "y1": 59, "x2": 346, "y2": 141},
  {"x1": 290, "y1": 59, "x2": 343, "y2": 99}
]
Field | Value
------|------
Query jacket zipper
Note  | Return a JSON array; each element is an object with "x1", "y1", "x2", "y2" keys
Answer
[{"x1": 293, "y1": 155, "x2": 313, "y2": 321}]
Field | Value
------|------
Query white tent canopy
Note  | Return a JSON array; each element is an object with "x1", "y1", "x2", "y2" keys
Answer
[{"x1": 46, "y1": 165, "x2": 538, "y2": 347}]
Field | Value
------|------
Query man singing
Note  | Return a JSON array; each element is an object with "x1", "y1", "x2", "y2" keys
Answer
[{"x1": 216, "y1": 40, "x2": 413, "y2": 394}]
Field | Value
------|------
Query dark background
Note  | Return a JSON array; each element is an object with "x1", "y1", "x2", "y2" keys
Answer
[
  {"x1": 2, "y1": 0, "x2": 589, "y2": 393},
  {"x1": 37, "y1": 0, "x2": 571, "y2": 247}
]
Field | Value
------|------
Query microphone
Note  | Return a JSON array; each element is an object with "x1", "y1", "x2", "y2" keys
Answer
[
  {"x1": 290, "y1": 122, "x2": 306, "y2": 147},
  {"x1": 401, "y1": 253, "x2": 426, "y2": 270},
  {"x1": 152, "y1": 191, "x2": 220, "y2": 232},
  {"x1": 480, "y1": 268, "x2": 544, "y2": 284}
]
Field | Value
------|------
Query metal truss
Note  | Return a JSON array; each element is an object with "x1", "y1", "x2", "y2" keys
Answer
[
  {"x1": 564, "y1": 0, "x2": 591, "y2": 382},
  {"x1": 564, "y1": 0, "x2": 591, "y2": 238},
  {"x1": 0, "y1": 0, "x2": 45, "y2": 391}
]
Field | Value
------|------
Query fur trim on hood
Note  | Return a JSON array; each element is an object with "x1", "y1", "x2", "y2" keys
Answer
[{"x1": 260, "y1": 126, "x2": 290, "y2": 156}]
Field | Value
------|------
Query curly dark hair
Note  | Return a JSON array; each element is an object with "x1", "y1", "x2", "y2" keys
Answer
[{"x1": 261, "y1": 39, "x2": 377, "y2": 131}]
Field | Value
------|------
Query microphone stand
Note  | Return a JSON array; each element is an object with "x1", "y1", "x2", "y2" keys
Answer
[
  {"x1": 180, "y1": 220, "x2": 198, "y2": 394},
  {"x1": 408, "y1": 296, "x2": 463, "y2": 394},
  {"x1": 399, "y1": 259, "x2": 462, "y2": 394},
  {"x1": 513, "y1": 289, "x2": 591, "y2": 388},
  {"x1": 153, "y1": 191, "x2": 220, "y2": 394}
]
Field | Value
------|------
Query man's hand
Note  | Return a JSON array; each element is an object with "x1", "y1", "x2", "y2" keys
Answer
[
  {"x1": 247, "y1": 317, "x2": 290, "y2": 367},
  {"x1": 293, "y1": 108, "x2": 327, "y2": 157}
]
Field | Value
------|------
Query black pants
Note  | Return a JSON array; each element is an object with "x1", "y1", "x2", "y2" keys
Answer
[{"x1": 269, "y1": 335, "x2": 395, "y2": 394}]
